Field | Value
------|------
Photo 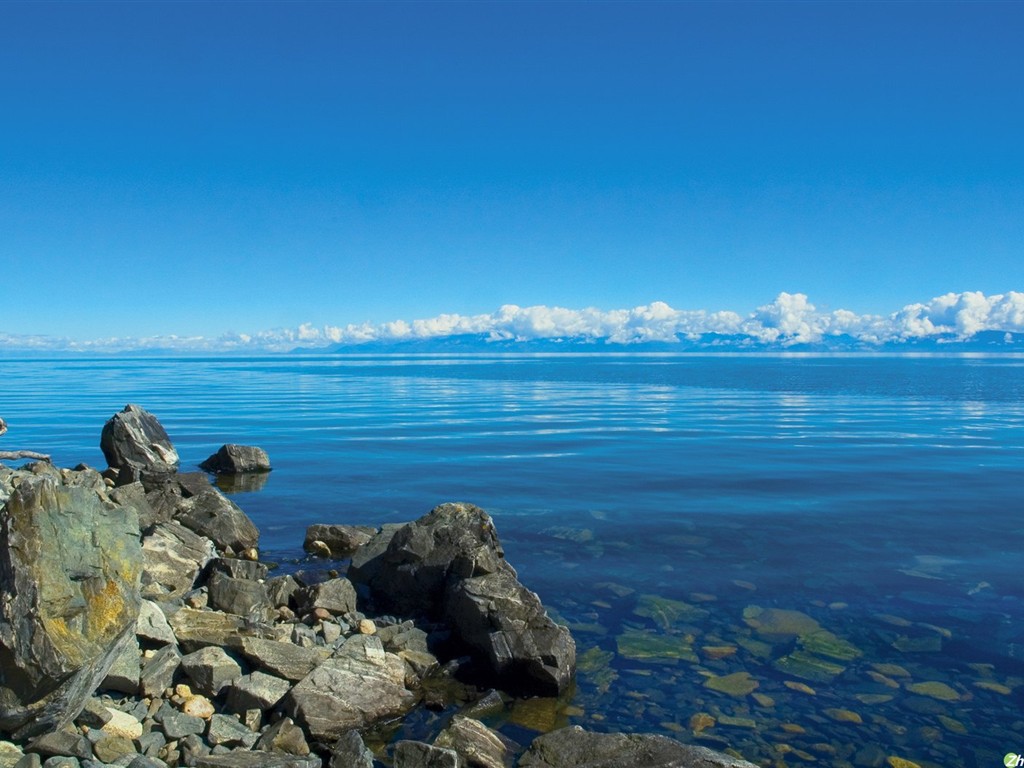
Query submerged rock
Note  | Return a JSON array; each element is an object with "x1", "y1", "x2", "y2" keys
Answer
[
  {"x1": 200, "y1": 445, "x2": 271, "y2": 476},
  {"x1": 100, "y1": 404, "x2": 179, "y2": 478},
  {"x1": 0, "y1": 474, "x2": 143, "y2": 738}
]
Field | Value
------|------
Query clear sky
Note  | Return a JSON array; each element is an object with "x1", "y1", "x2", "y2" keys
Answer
[{"x1": 2, "y1": 1, "x2": 1022, "y2": 345}]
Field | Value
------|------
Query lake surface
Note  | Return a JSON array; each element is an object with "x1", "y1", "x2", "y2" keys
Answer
[{"x1": 3, "y1": 354, "x2": 1024, "y2": 766}]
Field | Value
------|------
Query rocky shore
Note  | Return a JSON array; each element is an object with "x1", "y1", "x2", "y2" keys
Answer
[{"x1": 0, "y1": 405, "x2": 756, "y2": 768}]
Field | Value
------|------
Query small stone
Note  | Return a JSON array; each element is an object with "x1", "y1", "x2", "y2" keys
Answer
[
  {"x1": 703, "y1": 671, "x2": 758, "y2": 697},
  {"x1": 182, "y1": 695, "x2": 216, "y2": 720},
  {"x1": 824, "y1": 708, "x2": 863, "y2": 724},
  {"x1": 91, "y1": 735, "x2": 136, "y2": 764},
  {"x1": 783, "y1": 681, "x2": 816, "y2": 695},
  {"x1": 689, "y1": 713, "x2": 715, "y2": 733},
  {"x1": 358, "y1": 619, "x2": 376, "y2": 635},
  {"x1": 886, "y1": 758, "x2": 923, "y2": 768},
  {"x1": 254, "y1": 717, "x2": 310, "y2": 756},
  {"x1": 101, "y1": 709, "x2": 144, "y2": 741}
]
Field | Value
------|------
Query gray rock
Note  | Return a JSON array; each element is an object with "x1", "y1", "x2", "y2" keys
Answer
[
  {"x1": 192, "y1": 753, "x2": 320, "y2": 768},
  {"x1": 303, "y1": 524, "x2": 375, "y2": 559},
  {"x1": 73, "y1": 700, "x2": 111, "y2": 730},
  {"x1": 90, "y1": 735, "x2": 136, "y2": 764},
  {"x1": 140, "y1": 644, "x2": 181, "y2": 698},
  {"x1": 109, "y1": 482, "x2": 162, "y2": 531},
  {"x1": 141, "y1": 522, "x2": 216, "y2": 601},
  {"x1": 226, "y1": 637, "x2": 328, "y2": 682},
  {"x1": 444, "y1": 566, "x2": 575, "y2": 697},
  {"x1": 393, "y1": 741, "x2": 459, "y2": 768},
  {"x1": 328, "y1": 731, "x2": 374, "y2": 768},
  {"x1": 126, "y1": 757, "x2": 168, "y2": 768},
  {"x1": 205, "y1": 714, "x2": 258, "y2": 749},
  {"x1": 101, "y1": 635, "x2": 141, "y2": 695},
  {"x1": 296, "y1": 578, "x2": 356, "y2": 617},
  {"x1": 136, "y1": 600, "x2": 177, "y2": 646},
  {"x1": 346, "y1": 523, "x2": 404, "y2": 586},
  {"x1": 265, "y1": 576, "x2": 301, "y2": 610},
  {"x1": 434, "y1": 716, "x2": 509, "y2": 768},
  {"x1": 377, "y1": 622, "x2": 430, "y2": 654},
  {"x1": 199, "y1": 445, "x2": 271, "y2": 475},
  {"x1": 100, "y1": 405, "x2": 179, "y2": 476},
  {"x1": 254, "y1": 717, "x2": 309, "y2": 756},
  {"x1": 25, "y1": 730, "x2": 91, "y2": 760},
  {"x1": 178, "y1": 734, "x2": 209, "y2": 764},
  {"x1": 179, "y1": 646, "x2": 243, "y2": 697},
  {"x1": 283, "y1": 635, "x2": 415, "y2": 741},
  {"x1": 175, "y1": 490, "x2": 259, "y2": 554},
  {"x1": 13, "y1": 754, "x2": 41, "y2": 768},
  {"x1": 518, "y1": 727, "x2": 760, "y2": 768},
  {"x1": 168, "y1": 609, "x2": 246, "y2": 653},
  {"x1": 41, "y1": 759, "x2": 79, "y2": 768},
  {"x1": 0, "y1": 475, "x2": 143, "y2": 738},
  {"x1": 206, "y1": 572, "x2": 272, "y2": 622},
  {"x1": 159, "y1": 710, "x2": 205, "y2": 740},
  {"x1": 209, "y1": 558, "x2": 267, "y2": 582},
  {"x1": 135, "y1": 731, "x2": 165, "y2": 758},
  {"x1": 224, "y1": 672, "x2": 291, "y2": 715}
]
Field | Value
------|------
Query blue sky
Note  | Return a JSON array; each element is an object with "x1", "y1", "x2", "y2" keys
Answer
[{"x1": 2, "y1": 1, "x2": 1022, "y2": 348}]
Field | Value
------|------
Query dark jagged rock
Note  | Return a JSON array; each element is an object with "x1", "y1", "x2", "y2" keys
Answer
[
  {"x1": 207, "y1": 571, "x2": 273, "y2": 622},
  {"x1": 518, "y1": 727, "x2": 761, "y2": 768},
  {"x1": 393, "y1": 740, "x2": 459, "y2": 768},
  {"x1": 200, "y1": 445, "x2": 271, "y2": 475},
  {"x1": 100, "y1": 405, "x2": 179, "y2": 478},
  {"x1": 254, "y1": 717, "x2": 309, "y2": 756},
  {"x1": 210, "y1": 558, "x2": 268, "y2": 582},
  {"x1": 179, "y1": 646, "x2": 243, "y2": 698},
  {"x1": 349, "y1": 503, "x2": 504, "y2": 617},
  {"x1": 445, "y1": 567, "x2": 575, "y2": 697},
  {"x1": 193, "y1": 753, "x2": 320, "y2": 768},
  {"x1": 350, "y1": 502, "x2": 575, "y2": 696},
  {"x1": 328, "y1": 730, "x2": 374, "y2": 768},
  {"x1": 295, "y1": 578, "x2": 356, "y2": 618},
  {"x1": 302, "y1": 524, "x2": 375, "y2": 559},
  {"x1": 0, "y1": 475, "x2": 143, "y2": 739},
  {"x1": 175, "y1": 489, "x2": 259, "y2": 554}
]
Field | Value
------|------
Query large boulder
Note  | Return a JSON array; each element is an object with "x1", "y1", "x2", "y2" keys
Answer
[
  {"x1": 175, "y1": 489, "x2": 259, "y2": 554},
  {"x1": 349, "y1": 502, "x2": 575, "y2": 696},
  {"x1": 0, "y1": 474, "x2": 143, "y2": 738},
  {"x1": 200, "y1": 445, "x2": 271, "y2": 475},
  {"x1": 100, "y1": 405, "x2": 179, "y2": 477},
  {"x1": 519, "y1": 727, "x2": 760, "y2": 768}
]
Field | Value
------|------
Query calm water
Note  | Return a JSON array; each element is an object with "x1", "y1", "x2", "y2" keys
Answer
[{"x1": 3, "y1": 354, "x2": 1024, "y2": 766}]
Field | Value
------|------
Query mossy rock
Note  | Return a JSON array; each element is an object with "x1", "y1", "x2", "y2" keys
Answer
[
  {"x1": 743, "y1": 606, "x2": 821, "y2": 639},
  {"x1": 576, "y1": 647, "x2": 618, "y2": 693},
  {"x1": 616, "y1": 629, "x2": 698, "y2": 664},
  {"x1": 799, "y1": 629, "x2": 862, "y2": 661},
  {"x1": 772, "y1": 650, "x2": 845, "y2": 683},
  {"x1": 906, "y1": 681, "x2": 959, "y2": 701},
  {"x1": 633, "y1": 594, "x2": 709, "y2": 630},
  {"x1": 703, "y1": 671, "x2": 759, "y2": 697}
]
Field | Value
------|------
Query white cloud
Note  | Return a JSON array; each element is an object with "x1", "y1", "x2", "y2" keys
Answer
[{"x1": 3, "y1": 291, "x2": 1024, "y2": 354}]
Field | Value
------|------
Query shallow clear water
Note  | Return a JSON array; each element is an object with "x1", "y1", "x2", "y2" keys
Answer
[{"x1": 3, "y1": 354, "x2": 1024, "y2": 766}]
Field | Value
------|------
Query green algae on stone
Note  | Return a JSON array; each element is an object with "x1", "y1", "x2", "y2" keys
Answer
[
  {"x1": 703, "y1": 671, "x2": 759, "y2": 697},
  {"x1": 772, "y1": 650, "x2": 845, "y2": 683},
  {"x1": 735, "y1": 636, "x2": 774, "y2": 661},
  {"x1": 906, "y1": 681, "x2": 960, "y2": 701},
  {"x1": 576, "y1": 647, "x2": 618, "y2": 693},
  {"x1": 633, "y1": 594, "x2": 709, "y2": 630},
  {"x1": 716, "y1": 714, "x2": 757, "y2": 728},
  {"x1": 892, "y1": 634, "x2": 942, "y2": 653},
  {"x1": 743, "y1": 606, "x2": 821, "y2": 639},
  {"x1": 616, "y1": 629, "x2": 698, "y2": 664},
  {"x1": 798, "y1": 629, "x2": 862, "y2": 661}
]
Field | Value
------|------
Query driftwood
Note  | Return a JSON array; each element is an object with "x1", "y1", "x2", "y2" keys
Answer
[{"x1": 0, "y1": 417, "x2": 51, "y2": 462}]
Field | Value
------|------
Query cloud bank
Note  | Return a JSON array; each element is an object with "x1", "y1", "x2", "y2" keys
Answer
[{"x1": 4, "y1": 291, "x2": 1024, "y2": 354}]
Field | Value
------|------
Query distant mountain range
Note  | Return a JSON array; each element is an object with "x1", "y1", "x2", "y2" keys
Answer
[{"x1": 295, "y1": 329, "x2": 1024, "y2": 355}]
